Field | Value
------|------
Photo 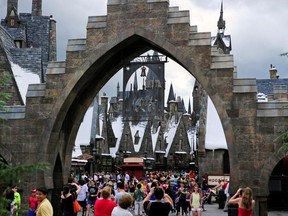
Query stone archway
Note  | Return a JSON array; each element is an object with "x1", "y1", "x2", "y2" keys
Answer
[{"x1": 1, "y1": 1, "x2": 288, "y2": 215}]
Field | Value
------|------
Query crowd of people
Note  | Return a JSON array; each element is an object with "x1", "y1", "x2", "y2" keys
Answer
[
  {"x1": 2, "y1": 170, "x2": 255, "y2": 216},
  {"x1": 59, "y1": 170, "x2": 216, "y2": 216}
]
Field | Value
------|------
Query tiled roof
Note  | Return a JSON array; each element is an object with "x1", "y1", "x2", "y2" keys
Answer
[{"x1": 256, "y1": 79, "x2": 288, "y2": 95}]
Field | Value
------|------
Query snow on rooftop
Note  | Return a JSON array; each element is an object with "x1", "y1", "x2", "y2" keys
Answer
[
  {"x1": 164, "y1": 115, "x2": 181, "y2": 157},
  {"x1": 109, "y1": 116, "x2": 124, "y2": 155},
  {"x1": 205, "y1": 97, "x2": 227, "y2": 150},
  {"x1": 130, "y1": 121, "x2": 147, "y2": 152},
  {"x1": 11, "y1": 62, "x2": 40, "y2": 104},
  {"x1": 187, "y1": 128, "x2": 196, "y2": 150},
  {"x1": 151, "y1": 126, "x2": 160, "y2": 151},
  {"x1": 75, "y1": 107, "x2": 93, "y2": 147},
  {"x1": 222, "y1": 36, "x2": 230, "y2": 47},
  {"x1": 72, "y1": 145, "x2": 84, "y2": 158}
]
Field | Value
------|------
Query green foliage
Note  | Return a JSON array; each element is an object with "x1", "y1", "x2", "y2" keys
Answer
[
  {"x1": 0, "y1": 162, "x2": 50, "y2": 215},
  {"x1": 275, "y1": 131, "x2": 288, "y2": 152}
]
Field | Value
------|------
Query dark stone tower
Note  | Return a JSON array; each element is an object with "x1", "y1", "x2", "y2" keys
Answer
[
  {"x1": 32, "y1": 0, "x2": 42, "y2": 16},
  {"x1": 7, "y1": 0, "x2": 18, "y2": 17}
]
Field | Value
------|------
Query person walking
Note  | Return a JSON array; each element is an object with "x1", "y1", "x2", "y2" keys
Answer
[
  {"x1": 35, "y1": 187, "x2": 53, "y2": 216},
  {"x1": 190, "y1": 185, "x2": 202, "y2": 216},
  {"x1": 61, "y1": 183, "x2": 81, "y2": 216},
  {"x1": 229, "y1": 187, "x2": 255, "y2": 216},
  {"x1": 94, "y1": 186, "x2": 117, "y2": 216},
  {"x1": 77, "y1": 180, "x2": 88, "y2": 216},
  {"x1": 134, "y1": 183, "x2": 145, "y2": 216}
]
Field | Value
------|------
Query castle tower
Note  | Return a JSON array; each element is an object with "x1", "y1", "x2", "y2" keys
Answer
[
  {"x1": 167, "y1": 83, "x2": 175, "y2": 105},
  {"x1": 32, "y1": 0, "x2": 42, "y2": 16},
  {"x1": 211, "y1": 0, "x2": 231, "y2": 54},
  {"x1": 7, "y1": 0, "x2": 18, "y2": 17},
  {"x1": 217, "y1": 0, "x2": 225, "y2": 34},
  {"x1": 5, "y1": 0, "x2": 20, "y2": 28}
]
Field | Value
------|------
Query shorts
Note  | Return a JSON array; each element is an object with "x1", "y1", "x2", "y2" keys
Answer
[
  {"x1": 192, "y1": 208, "x2": 202, "y2": 212},
  {"x1": 87, "y1": 199, "x2": 96, "y2": 206}
]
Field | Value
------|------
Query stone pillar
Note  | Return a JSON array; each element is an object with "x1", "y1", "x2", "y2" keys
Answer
[
  {"x1": 49, "y1": 16, "x2": 57, "y2": 61},
  {"x1": 256, "y1": 196, "x2": 268, "y2": 216},
  {"x1": 32, "y1": 0, "x2": 42, "y2": 16}
]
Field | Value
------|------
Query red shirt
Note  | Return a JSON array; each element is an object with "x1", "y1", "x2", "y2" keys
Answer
[
  {"x1": 94, "y1": 199, "x2": 117, "y2": 216},
  {"x1": 28, "y1": 196, "x2": 38, "y2": 210}
]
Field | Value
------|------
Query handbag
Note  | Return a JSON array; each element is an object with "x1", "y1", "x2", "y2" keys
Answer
[{"x1": 73, "y1": 200, "x2": 81, "y2": 213}]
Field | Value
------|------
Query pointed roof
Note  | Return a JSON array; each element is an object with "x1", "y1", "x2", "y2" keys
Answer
[
  {"x1": 133, "y1": 71, "x2": 138, "y2": 90},
  {"x1": 217, "y1": 0, "x2": 225, "y2": 33},
  {"x1": 188, "y1": 98, "x2": 191, "y2": 114},
  {"x1": 167, "y1": 83, "x2": 175, "y2": 103}
]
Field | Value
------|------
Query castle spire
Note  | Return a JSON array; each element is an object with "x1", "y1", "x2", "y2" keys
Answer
[
  {"x1": 188, "y1": 98, "x2": 191, "y2": 114},
  {"x1": 133, "y1": 71, "x2": 138, "y2": 91},
  {"x1": 32, "y1": 0, "x2": 42, "y2": 16},
  {"x1": 7, "y1": 0, "x2": 18, "y2": 17},
  {"x1": 217, "y1": 0, "x2": 225, "y2": 34},
  {"x1": 167, "y1": 83, "x2": 175, "y2": 104}
]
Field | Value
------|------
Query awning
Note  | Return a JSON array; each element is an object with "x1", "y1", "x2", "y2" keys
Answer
[{"x1": 77, "y1": 153, "x2": 94, "y2": 160}]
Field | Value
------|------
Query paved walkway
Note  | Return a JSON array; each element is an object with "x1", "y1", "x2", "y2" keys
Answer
[{"x1": 79, "y1": 202, "x2": 287, "y2": 216}]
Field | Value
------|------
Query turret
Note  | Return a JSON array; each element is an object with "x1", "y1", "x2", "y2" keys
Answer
[
  {"x1": 217, "y1": 0, "x2": 225, "y2": 34},
  {"x1": 269, "y1": 64, "x2": 279, "y2": 79},
  {"x1": 7, "y1": 0, "x2": 18, "y2": 17},
  {"x1": 49, "y1": 15, "x2": 57, "y2": 61},
  {"x1": 32, "y1": 0, "x2": 42, "y2": 16}
]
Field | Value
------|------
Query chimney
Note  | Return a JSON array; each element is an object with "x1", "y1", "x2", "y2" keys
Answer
[
  {"x1": 7, "y1": 0, "x2": 18, "y2": 16},
  {"x1": 32, "y1": 0, "x2": 42, "y2": 16},
  {"x1": 269, "y1": 64, "x2": 278, "y2": 79}
]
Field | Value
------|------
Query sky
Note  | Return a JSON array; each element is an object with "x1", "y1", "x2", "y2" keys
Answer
[{"x1": 1, "y1": 0, "x2": 287, "y2": 150}]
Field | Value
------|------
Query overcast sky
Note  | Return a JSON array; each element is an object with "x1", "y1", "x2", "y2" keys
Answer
[{"x1": 1, "y1": 0, "x2": 288, "y2": 105}]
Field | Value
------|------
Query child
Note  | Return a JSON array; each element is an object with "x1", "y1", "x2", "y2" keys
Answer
[{"x1": 134, "y1": 183, "x2": 145, "y2": 216}]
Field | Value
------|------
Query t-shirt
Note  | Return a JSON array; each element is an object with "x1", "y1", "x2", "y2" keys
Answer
[
  {"x1": 111, "y1": 206, "x2": 133, "y2": 216},
  {"x1": 134, "y1": 189, "x2": 144, "y2": 202},
  {"x1": 77, "y1": 184, "x2": 88, "y2": 201},
  {"x1": 28, "y1": 196, "x2": 38, "y2": 210},
  {"x1": 88, "y1": 186, "x2": 98, "y2": 201},
  {"x1": 94, "y1": 199, "x2": 117, "y2": 216},
  {"x1": 143, "y1": 201, "x2": 171, "y2": 216},
  {"x1": 36, "y1": 198, "x2": 53, "y2": 216},
  {"x1": 115, "y1": 191, "x2": 129, "y2": 204}
]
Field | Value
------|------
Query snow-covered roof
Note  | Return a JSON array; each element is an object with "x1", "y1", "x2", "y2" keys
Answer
[
  {"x1": 11, "y1": 62, "x2": 40, "y2": 104},
  {"x1": 109, "y1": 116, "x2": 124, "y2": 155},
  {"x1": 72, "y1": 145, "x2": 83, "y2": 158},
  {"x1": 205, "y1": 97, "x2": 227, "y2": 150},
  {"x1": 75, "y1": 107, "x2": 93, "y2": 147},
  {"x1": 130, "y1": 121, "x2": 147, "y2": 152},
  {"x1": 151, "y1": 125, "x2": 160, "y2": 151},
  {"x1": 164, "y1": 115, "x2": 181, "y2": 157}
]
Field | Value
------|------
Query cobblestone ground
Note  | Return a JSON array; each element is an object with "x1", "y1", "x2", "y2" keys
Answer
[{"x1": 78, "y1": 203, "x2": 287, "y2": 216}]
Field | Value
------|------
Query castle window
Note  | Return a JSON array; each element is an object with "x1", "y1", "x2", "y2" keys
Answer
[
  {"x1": 134, "y1": 130, "x2": 140, "y2": 144},
  {"x1": 10, "y1": 19, "x2": 15, "y2": 26},
  {"x1": 15, "y1": 40, "x2": 22, "y2": 48},
  {"x1": 179, "y1": 139, "x2": 182, "y2": 151}
]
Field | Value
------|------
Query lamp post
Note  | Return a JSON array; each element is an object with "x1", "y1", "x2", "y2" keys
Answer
[
  {"x1": 140, "y1": 66, "x2": 146, "y2": 90},
  {"x1": 92, "y1": 143, "x2": 97, "y2": 173}
]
